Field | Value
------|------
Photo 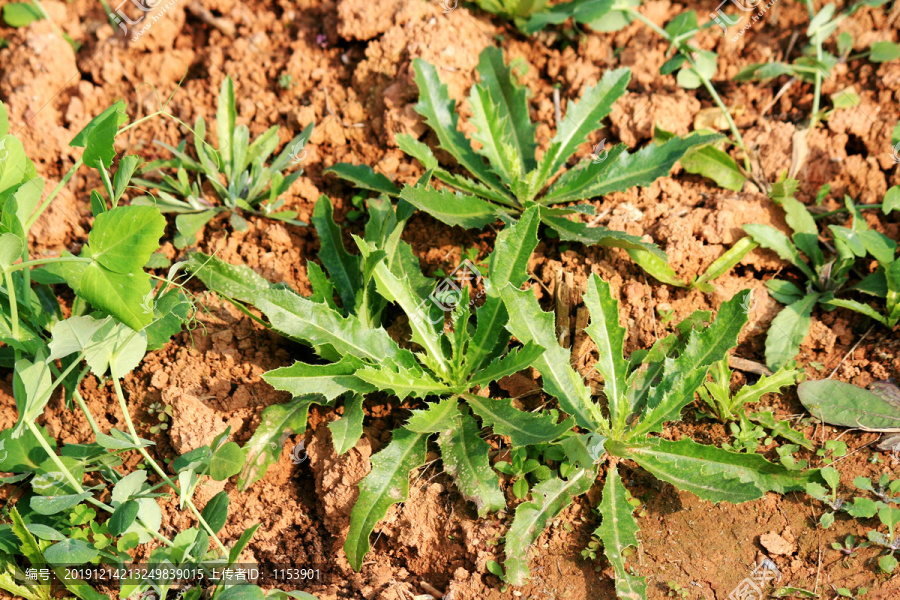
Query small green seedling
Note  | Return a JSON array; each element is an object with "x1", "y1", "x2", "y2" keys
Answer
[
  {"x1": 743, "y1": 182, "x2": 877, "y2": 369},
  {"x1": 831, "y1": 534, "x2": 866, "y2": 558},
  {"x1": 494, "y1": 447, "x2": 553, "y2": 499},
  {"x1": 146, "y1": 401, "x2": 173, "y2": 434},
  {"x1": 698, "y1": 356, "x2": 807, "y2": 450},
  {"x1": 135, "y1": 76, "x2": 313, "y2": 247},
  {"x1": 736, "y1": 0, "x2": 898, "y2": 125}
]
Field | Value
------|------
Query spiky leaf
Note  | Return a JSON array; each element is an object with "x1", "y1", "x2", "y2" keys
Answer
[
  {"x1": 438, "y1": 408, "x2": 506, "y2": 516},
  {"x1": 504, "y1": 469, "x2": 595, "y2": 585},
  {"x1": 263, "y1": 356, "x2": 374, "y2": 402},
  {"x1": 595, "y1": 467, "x2": 645, "y2": 600},
  {"x1": 345, "y1": 427, "x2": 428, "y2": 570},
  {"x1": 466, "y1": 395, "x2": 574, "y2": 446},
  {"x1": 500, "y1": 285, "x2": 604, "y2": 430},
  {"x1": 612, "y1": 437, "x2": 816, "y2": 504}
]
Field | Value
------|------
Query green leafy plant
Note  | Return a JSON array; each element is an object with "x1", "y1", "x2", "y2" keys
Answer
[
  {"x1": 187, "y1": 206, "x2": 585, "y2": 570},
  {"x1": 0, "y1": 98, "x2": 314, "y2": 600},
  {"x1": 328, "y1": 46, "x2": 717, "y2": 283},
  {"x1": 735, "y1": 0, "x2": 896, "y2": 125},
  {"x1": 491, "y1": 277, "x2": 819, "y2": 597},
  {"x1": 494, "y1": 447, "x2": 554, "y2": 499},
  {"x1": 185, "y1": 193, "x2": 432, "y2": 485},
  {"x1": 696, "y1": 357, "x2": 810, "y2": 452},
  {"x1": 135, "y1": 76, "x2": 313, "y2": 247},
  {"x1": 2, "y1": 1, "x2": 43, "y2": 27},
  {"x1": 742, "y1": 183, "x2": 881, "y2": 369}
]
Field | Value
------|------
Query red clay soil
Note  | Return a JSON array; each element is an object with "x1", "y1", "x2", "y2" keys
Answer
[{"x1": 1, "y1": 0, "x2": 900, "y2": 598}]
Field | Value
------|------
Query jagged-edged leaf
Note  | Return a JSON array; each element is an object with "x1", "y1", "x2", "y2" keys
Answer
[
  {"x1": 475, "y1": 47, "x2": 536, "y2": 173},
  {"x1": 406, "y1": 397, "x2": 460, "y2": 433},
  {"x1": 411, "y1": 58, "x2": 509, "y2": 198},
  {"x1": 469, "y1": 85, "x2": 520, "y2": 187},
  {"x1": 438, "y1": 408, "x2": 505, "y2": 516},
  {"x1": 540, "y1": 211, "x2": 664, "y2": 257},
  {"x1": 467, "y1": 394, "x2": 574, "y2": 446},
  {"x1": 263, "y1": 356, "x2": 373, "y2": 402},
  {"x1": 543, "y1": 133, "x2": 721, "y2": 202},
  {"x1": 765, "y1": 293, "x2": 819, "y2": 370},
  {"x1": 185, "y1": 252, "x2": 280, "y2": 303},
  {"x1": 255, "y1": 288, "x2": 417, "y2": 367},
  {"x1": 596, "y1": 467, "x2": 645, "y2": 600},
  {"x1": 500, "y1": 285, "x2": 603, "y2": 430},
  {"x1": 826, "y1": 298, "x2": 888, "y2": 326},
  {"x1": 583, "y1": 275, "x2": 628, "y2": 425},
  {"x1": 612, "y1": 437, "x2": 816, "y2": 504},
  {"x1": 504, "y1": 468, "x2": 595, "y2": 585},
  {"x1": 798, "y1": 379, "x2": 900, "y2": 432},
  {"x1": 237, "y1": 395, "x2": 318, "y2": 491},
  {"x1": 345, "y1": 427, "x2": 428, "y2": 570},
  {"x1": 533, "y1": 69, "x2": 631, "y2": 193},
  {"x1": 468, "y1": 205, "x2": 541, "y2": 372},
  {"x1": 312, "y1": 196, "x2": 362, "y2": 311},
  {"x1": 356, "y1": 362, "x2": 449, "y2": 400},
  {"x1": 325, "y1": 163, "x2": 400, "y2": 196},
  {"x1": 468, "y1": 342, "x2": 544, "y2": 387},
  {"x1": 371, "y1": 262, "x2": 448, "y2": 374},
  {"x1": 329, "y1": 393, "x2": 366, "y2": 454},
  {"x1": 743, "y1": 224, "x2": 817, "y2": 281},
  {"x1": 629, "y1": 290, "x2": 750, "y2": 438},
  {"x1": 399, "y1": 184, "x2": 499, "y2": 229}
]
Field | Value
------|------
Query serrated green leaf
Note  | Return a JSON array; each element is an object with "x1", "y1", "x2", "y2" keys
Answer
[
  {"x1": 399, "y1": 184, "x2": 499, "y2": 229},
  {"x1": 329, "y1": 393, "x2": 365, "y2": 455},
  {"x1": 371, "y1": 261, "x2": 448, "y2": 374},
  {"x1": 765, "y1": 294, "x2": 819, "y2": 370},
  {"x1": 466, "y1": 394, "x2": 574, "y2": 446},
  {"x1": 500, "y1": 285, "x2": 603, "y2": 430},
  {"x1": 613, "y1": 437, "x2": 816, "y2": 503},
  {"x1": 405, "y1": 397, "x2": 460, "y2": 433},
  {"x1": 534, "y1": 68, "x2": 630, "y2": 192},
  {"x1": 583, "y1": 275, "x2": 628, "y2": 424},
  {"x1": 596, "y1": 467, "x2": 645, "y2": 600},
  {"x1": 255, "y1": 287, "x2": 416, "y2": 366},
  {"x1": 438, "y1": 408, "x2": 505, "y2": 516},
  {"x1": 356, "y1": 362, "x2": 449, "y2": 400},
  {"x1": 504, "y1": 469, "x2": 595, "y2": 585},
  {"x1": 237, "y1": 396, "x2": 317, "y2": 491},
  {"x1": 629, "y1": 290, "x2": 750, "y2": 437},
  {"x1": 345, "y1": 427, "x2": 427, "y2": 570},
  {"x1": 467, "y1": 342, "x2": 544, "y2": 387},
  {"x1": 185, "y1": 251, "x2": 279, "y2": 303},
  {"x1": 475, "y1": 47, "x2": 536, "y2": 174},
  {"x1": 412, "y1": 58, "x2": 509, "y2": 198},
  {"x1": 263, "y1": 356, "x2": 374, "y2": 402},
  {"x1": 468, "y1": 205, "x2": 540, "y2": 372},
  {"x1": 312, "y1": 195, "x2": 362, "y2": 311}
]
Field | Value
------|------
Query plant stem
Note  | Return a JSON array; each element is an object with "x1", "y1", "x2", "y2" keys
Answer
[
  {"x1": 625, "y1": 8, "x2": 751, "y2": 171},
  {"x1": 803, "y1": 0, "x2": 823, "y2": 128},
  {"x1": 109, "y1": 365, "x2": 229, "y2": 555},
  {"x1": 24, "y1": 158, "x2": 83, "y2": 230},
  {"x1": 812, "y1": 203, "x2": 882, "y2": 220},
  {"x1": 22, "y1": 419, "x2": 176, "y2": 549},
  {"x1": 3, "y1": 269, "x2": 20, "y2": 345},
  {"x1": 5, "y1": 256, "x2": 93, "y2": 273}
]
